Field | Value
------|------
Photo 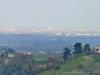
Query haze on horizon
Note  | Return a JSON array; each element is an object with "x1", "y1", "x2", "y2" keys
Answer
[{"x1": 0, "y1": 0, "x2": 100, "y2": 32}]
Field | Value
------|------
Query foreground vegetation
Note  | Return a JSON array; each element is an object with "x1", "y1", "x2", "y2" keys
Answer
[
  {"x1": 0, "y1": 42, "x2": 99, "y2": 75},
  {"x1": 0, "y1": 47, "x2": 37, "y2": 75},
  {"x1": 38, "y1": 43, "x2": 100, "y2": 75}
]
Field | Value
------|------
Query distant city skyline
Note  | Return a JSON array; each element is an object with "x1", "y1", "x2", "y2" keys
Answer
[
  {"x1": 0, "y1": 0, "x2": 100, "y2": 32},
  {"x1": 0, "y1": 25, "x2": 100, "y2": 34}
]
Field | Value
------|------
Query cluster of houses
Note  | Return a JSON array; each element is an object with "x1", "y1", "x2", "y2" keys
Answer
[{"x1": 0, "y1": 46, "x2": 33, "y2": 65}]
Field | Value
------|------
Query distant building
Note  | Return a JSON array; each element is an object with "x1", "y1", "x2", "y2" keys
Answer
[
  {"x1": 95, "y1": 47, "x2": 100, "y2": 53},
  {"x1": 16, "y1": 51, "x2": 32, "y2": 55}
]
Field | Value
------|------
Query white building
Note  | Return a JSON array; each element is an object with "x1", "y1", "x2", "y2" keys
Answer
[{"x1": 95, "y1": 47, "x2": 100, "y2": 53}]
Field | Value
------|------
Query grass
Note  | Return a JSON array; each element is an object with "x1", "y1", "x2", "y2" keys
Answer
[
  {"x1": 35, "y1": 60, "x2": 47, "y2": 65},
  {"x1": 35, "y1": 54, "x2": 48, "y2": 65}
]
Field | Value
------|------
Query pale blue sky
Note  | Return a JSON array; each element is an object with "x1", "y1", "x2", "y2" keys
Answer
[{"x1": 0, "y1": 0, "x2": 100, "y2": 31}]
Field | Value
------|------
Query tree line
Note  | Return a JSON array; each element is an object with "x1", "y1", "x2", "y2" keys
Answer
[{"x1": 63, "y1": 42, "x2": 92, "y2": 61}]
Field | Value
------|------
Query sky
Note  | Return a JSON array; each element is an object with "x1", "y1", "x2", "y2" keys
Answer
[{"x1": 0, "y1": 0, "x2": 100, "y2": 32}]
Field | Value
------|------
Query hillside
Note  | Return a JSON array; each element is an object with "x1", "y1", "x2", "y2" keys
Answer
[{"x1": 39, "y1": 55, "x2": 100, "y2": 75}]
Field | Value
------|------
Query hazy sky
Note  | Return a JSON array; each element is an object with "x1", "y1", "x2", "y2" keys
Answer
[{"x1": 0, "y1": 0, "x2": 100, "y2": 31}]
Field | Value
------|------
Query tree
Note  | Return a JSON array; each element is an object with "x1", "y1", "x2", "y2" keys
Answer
[
  {"x1": 83, "y1": 44, "x2": 91, "y2": 55},
  {"x1": 74, "y1": 42, "x2": 82, "y2": 55},
  {"x1": 63, "y1": 47, "x2": 70, "y2": 61}
]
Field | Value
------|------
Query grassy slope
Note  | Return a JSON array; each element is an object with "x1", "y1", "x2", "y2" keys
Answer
[
  {"x1": 39, "y1": 55, "x2": 100, "y2": 75},
  {"x1": 35, "y1": 55, "x2": 47, "y2": 65}
]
